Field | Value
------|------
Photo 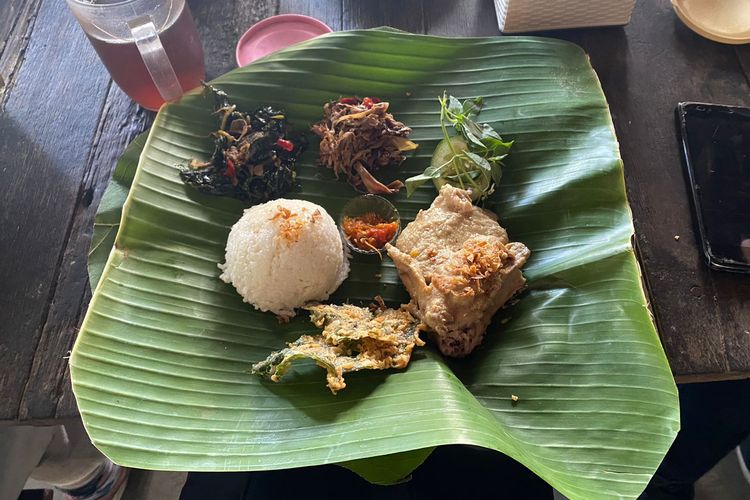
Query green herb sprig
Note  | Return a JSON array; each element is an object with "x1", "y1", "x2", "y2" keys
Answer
[{"x1": 405, "y1": 92, "x2": 513, "y2": 201}]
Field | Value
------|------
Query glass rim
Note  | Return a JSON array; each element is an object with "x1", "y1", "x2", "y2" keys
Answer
[{"x1": 68, "y1": 0, "x2": 158, "y2": 7}]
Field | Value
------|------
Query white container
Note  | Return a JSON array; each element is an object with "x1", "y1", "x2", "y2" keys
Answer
[{"x1": 494, "y1": 0, "x2": 637, "y2": 33}]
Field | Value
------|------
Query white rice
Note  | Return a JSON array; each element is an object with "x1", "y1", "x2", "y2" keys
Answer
[{"x1": 219, "y1": 199, "x2": 349, "y2": 318}]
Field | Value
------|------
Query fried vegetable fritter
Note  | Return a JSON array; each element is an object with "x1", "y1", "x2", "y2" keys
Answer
[{"x1": 251, "y1": 303, "x2": 424, "y2": 394}]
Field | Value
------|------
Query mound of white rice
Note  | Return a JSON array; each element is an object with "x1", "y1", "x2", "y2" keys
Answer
[{"x1": 219, "y1": 199, "x2": 349, "y2": 318}]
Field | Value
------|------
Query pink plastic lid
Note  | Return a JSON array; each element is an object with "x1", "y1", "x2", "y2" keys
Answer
[{"x1": 236, "y1": 14, "x2": 333, "y2": 67}]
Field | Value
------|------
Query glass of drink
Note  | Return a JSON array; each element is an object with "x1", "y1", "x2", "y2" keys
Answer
[{"x1": 67, "y1": 0, "x2": 205, "y2": 111}]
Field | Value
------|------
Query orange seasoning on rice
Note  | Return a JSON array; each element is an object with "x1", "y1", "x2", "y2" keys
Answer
[{"x1": 342, "y1": 213, "x2": 399, "y2": 252}]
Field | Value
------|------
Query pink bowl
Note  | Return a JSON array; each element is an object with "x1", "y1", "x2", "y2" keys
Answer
[{"x1": 235, "y1": 14, "x2": 333, "y2": 67}]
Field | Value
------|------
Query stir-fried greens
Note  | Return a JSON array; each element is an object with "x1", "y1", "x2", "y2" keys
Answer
[
  {"x1": 180, "y1": 88, "x2": 306, "y2": 205},
  {"x1": 251, "y1": 300, "x2": 424, "y2": 394},
  {"x1": 311, "y1": 96, "x2": 418, "y2": 195},
  {"x1": 406, "y1": 93, "x2": 513, "y2": 201}
]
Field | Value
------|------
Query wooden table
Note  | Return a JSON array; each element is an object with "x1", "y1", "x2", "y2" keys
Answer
[{"x1": 1, "y1": 0, "x2": 748, "y2": 424}]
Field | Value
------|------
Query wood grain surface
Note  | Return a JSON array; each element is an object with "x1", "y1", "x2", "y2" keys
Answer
[
  {"x1": 550, "y1": 4, "x2": 750, "y2": 382},
  {"x1": 0, "y1": 0, "x2": 748, "y2": 423},
  {"x1": 0, "y1": 0, "x2": 113, "y2": 421}
]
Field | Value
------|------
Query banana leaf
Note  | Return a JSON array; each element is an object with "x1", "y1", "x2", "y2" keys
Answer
[
  {"x1": 74, "y1": 29, "x2": 679, "y2": 498},
  {"x1": 88, "y1": 131, "x2": 148, "y2": 289}
]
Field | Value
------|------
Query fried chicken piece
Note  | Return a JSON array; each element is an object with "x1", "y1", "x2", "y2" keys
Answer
[{"x1": 386, "y1": 185, "x2": 530, "y2": 357}]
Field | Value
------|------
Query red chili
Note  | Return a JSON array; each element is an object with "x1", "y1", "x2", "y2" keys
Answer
[
  {"x1": 275, "y1": 138, "x2": 294, "y2": 152},
  {"x1": 338, "y1": 97, "x2": 359, "y2": 105},
  {"x1": 362, "y1": 97, "x2": 374, "y2": 109},
  {"x1": 225, "y1": 159, "x2": 235, "y2": 178},
  {"x1": 224, "y1": 159, "x2": 237, "y2": 185}
]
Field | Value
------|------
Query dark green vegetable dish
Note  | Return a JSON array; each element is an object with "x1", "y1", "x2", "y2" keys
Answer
[{"x1": 180, "y1": 89, "x2": 306, "y2": 204}]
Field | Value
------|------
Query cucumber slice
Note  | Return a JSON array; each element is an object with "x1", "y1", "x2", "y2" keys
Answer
[
  {"x1": 431, "y1": 136, "x2": 468, "y2": 168},
  {"x1": 431, "y1": 136, "x2": 490, "y2": 200}
]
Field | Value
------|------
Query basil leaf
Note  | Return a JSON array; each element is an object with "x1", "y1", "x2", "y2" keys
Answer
[
  {"x1": 445, "y1": 170, "x2": 481, "y2": 181},
  {"x1": 447, "y1": 95, "x2": 463, "y2": 116},
  {"x1": 487, "y1": 154, "x2": 508, "y2": 162},
  {"x1": 464, "y1": 151, "x2": 492, "y2": 171},
  {"x1": 404, "y1": 174, "x2": 433, "y2": 196},
  {"x1": 428, "y1": 159, "x2": 454, "y2": 176},
  {"x1": 490, "y1": 161, "x2": 503, "y2": 184},
  {"x1": 480, "y1": 123, "x2": 502, "y2": 140},
  {"x1": 462, "y1": 96, "x2": 483, "y2": 117},
  {"x1": 462, "y1": 118, "x2": 487, "y2": 149},
  {"x1": 482, "y1": 136, "x2": 513, "y2": 155}
]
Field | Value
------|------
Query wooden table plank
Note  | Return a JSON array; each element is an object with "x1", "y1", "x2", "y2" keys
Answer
[
  {"x1": 424, "y1": 0, "x2": 498, "y2": 36},
  {"x1": 544, "y1": 1, "x2": 750, "y2": 381},
  {"x1": 0, "y1": 0, "x2": 44, "y2": 102},
  {"x1": 19, "y1": 86, "x2": 153, "y2": 421},
  {"x1": 278, "y1": 0, "x2": 343, "y2": 31},
  {"x1": 343, "y1": 0, "x2": 425, "y2": 32},
  {"x1": 189, "y1": 0, "x2": 272, "y2": 79},
  {"x1": 0, "y1": 0, "x2": 113, "y2": 421},
  {"x1": 737, "y1": 45, "x2": 750, "y2": 85}
]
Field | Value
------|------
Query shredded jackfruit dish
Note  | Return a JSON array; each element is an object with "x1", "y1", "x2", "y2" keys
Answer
[{"x1": 311, "y1": 96, "x2": 418, "y2": 195}]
